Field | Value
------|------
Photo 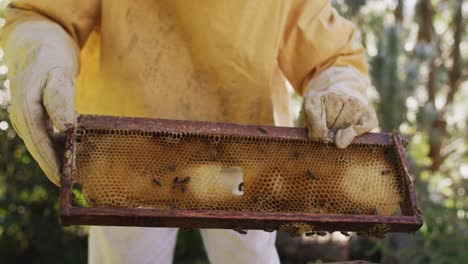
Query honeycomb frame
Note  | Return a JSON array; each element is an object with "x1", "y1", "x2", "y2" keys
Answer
[{"x1": 60, "y1": 114, "x2": 423, "y2": 235}]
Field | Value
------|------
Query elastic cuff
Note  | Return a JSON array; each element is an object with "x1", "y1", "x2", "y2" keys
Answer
[{"x1": 303, "y1": 66, "x2": 370, "y2": 97}]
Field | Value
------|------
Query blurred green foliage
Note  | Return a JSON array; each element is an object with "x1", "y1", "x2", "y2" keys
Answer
[
  {"x1": 0, "y1": 0, "x2": 467, "y2": 263},
  {"x1": 332, "y1": 0, "x2": 468, "y2": 263}
]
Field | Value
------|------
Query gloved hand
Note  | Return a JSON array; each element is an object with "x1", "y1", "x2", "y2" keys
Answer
[
  {"x1": 4, "y1": 21, "x2": 79, "y2": 186},
  {"x1": 299, "y1": 67, "x2": 378, "y2": 148}
]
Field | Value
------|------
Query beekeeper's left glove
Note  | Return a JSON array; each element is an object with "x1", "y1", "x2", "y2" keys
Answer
[
  {"x1": 299, "y1": 67, "x2": 379, "y2": 148},
  {"x1": 4, "y1": 21, "x2": 79, "y2": 186}
]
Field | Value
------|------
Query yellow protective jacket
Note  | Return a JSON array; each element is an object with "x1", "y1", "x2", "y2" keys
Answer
[{"x1": 3, "y1": 0, "x2": 368, "y2": 127}]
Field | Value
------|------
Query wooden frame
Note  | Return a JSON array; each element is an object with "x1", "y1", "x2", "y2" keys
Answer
[{"x1": 60, "y1": 115, "x2": 423, "y2": 235}]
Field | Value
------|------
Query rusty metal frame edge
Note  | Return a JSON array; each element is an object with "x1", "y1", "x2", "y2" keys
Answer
[
  {"x1": 59, "y1": 114, "x2": 422, "y2": 232},
  {"x1": 61, "y1": 207, "x2": 422, "y2": 232},
  {"x1": 76, "y1": 114, "x2": 395, "y2": 144}
]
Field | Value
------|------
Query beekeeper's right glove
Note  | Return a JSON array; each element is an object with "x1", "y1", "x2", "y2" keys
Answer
[
  {"x1": 297, "y1": 67, "x2": 379, "y2": 148},
  {"x1": 4, "y1": 21, "x2": 79, "y2": 186}
]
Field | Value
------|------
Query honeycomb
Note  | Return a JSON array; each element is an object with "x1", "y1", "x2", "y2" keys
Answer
[{"x1": 71, "y1": 127, "x2": 405, "y2": 216}]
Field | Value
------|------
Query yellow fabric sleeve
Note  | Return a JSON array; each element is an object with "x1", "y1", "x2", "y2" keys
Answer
[
  {"x1": 278, "y1": 0, "x2": 369, "y2": 95},
  {"x1": 2, "y1": 0, "x2": 100, "y2": 49}
]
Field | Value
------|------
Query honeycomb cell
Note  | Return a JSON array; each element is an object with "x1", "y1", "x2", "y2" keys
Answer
[{"x1": 72, "y1": 128, "x2": 405, "y2": 215}]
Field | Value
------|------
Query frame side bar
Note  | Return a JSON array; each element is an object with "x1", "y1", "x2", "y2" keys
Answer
[
  {"x1": 392, "y1": 131, "x2": 423, "y2": 225},
  {"x1": 60, "y1": 128, "x2": 76, "y2": 220}
]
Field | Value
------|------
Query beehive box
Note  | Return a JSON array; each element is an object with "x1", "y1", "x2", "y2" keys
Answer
[{"x1": 60, "y1": 115, "x2": 423, "y2": 237}]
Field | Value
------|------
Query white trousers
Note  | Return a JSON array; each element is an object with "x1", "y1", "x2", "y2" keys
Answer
[{"x1": 88, "y1": 226, "x2": 280, "y2": 264}]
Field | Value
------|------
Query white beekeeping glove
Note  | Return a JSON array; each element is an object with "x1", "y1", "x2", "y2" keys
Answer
[
  {"x1": 299, "y1": 67, "x2": 379, "y2": 148},
  {"x1": 4, "y1": 21, "x2": 79, "y2": 186}
]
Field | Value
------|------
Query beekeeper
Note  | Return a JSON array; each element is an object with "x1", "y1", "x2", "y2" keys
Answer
[{"x1": 3, "y1": 0, "x2": 378, "y2": 263}]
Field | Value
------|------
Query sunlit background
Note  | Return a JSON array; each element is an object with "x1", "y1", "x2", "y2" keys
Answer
[{"x1": 0, "y1": 0, "x2": 467, "y2": 263}]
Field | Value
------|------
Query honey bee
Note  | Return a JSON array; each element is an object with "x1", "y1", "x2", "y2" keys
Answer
[
  {"x1": 172, "y1": 177, "x2": 179, "y2": 188},
  {"x1": 263, "y1": 227, "x2": 276, "y2": 232},
  {"x1": 381, "y1": 169, "x2": 392, "y2": 175},
  {"x1": 257, "y1": 127, "x2": 268, "y2": 134},
  {"x1": 168, "y1": 165, "x2": 177, "y2": 172},
  {"x1": 152, "y1": 178, "x2": 162, "y2": 186},
  {"x1": 233, "y1": 227, "x2": 248, "y2": 235},
  {"x1": 181, "y1": 177, "x2": 191, "y2": 183},
  {"x1": 306, "y1": 170, "x2": 316, "y2": 180},
  {"x1": 172, "y1": 176, "x2": 191, "y2": 192},
  {"x1": 316, "y1": 231, "x2": 327, "y2": 236},
  {"x1": 340, "y1": 231, "x2": 350, "y2": 237},
  {"x1": 280, "y1": 225, "x2": 301, "y2": 237},
  {"x1": 305, "y1": 231, "x2": 316, "y2": 236}
]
